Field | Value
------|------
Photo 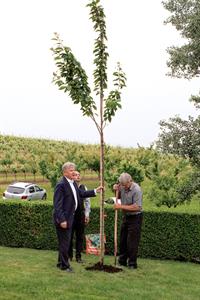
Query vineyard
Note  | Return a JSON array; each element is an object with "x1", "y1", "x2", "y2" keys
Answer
[
  {"x1": 0, "y1": 134, "x2": 145, "y2": 180},
  {"x1": 0, "y1": 134, "x2": 199, "y2": 208}
]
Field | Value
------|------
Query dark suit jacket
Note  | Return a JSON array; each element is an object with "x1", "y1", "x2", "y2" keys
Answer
[{"x1": 53, "y1": 176, "x2": 95, "y2": 228}]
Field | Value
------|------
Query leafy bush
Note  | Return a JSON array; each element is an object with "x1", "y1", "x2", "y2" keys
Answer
[{"x1": 0, "y1": 201, "x2": 199, "y2": 263}]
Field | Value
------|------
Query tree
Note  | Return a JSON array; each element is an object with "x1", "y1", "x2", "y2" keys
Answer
[
  {"x1": 146, "y1": 155, "x2": 197, "y2": 208},
  {"x1": 162, "y1": 0, "x2": 200, "y2": 80},
  {"x1": 157, "y1": 115, "x2": 200, "y2": 167},
  {"x1": 157, "y1": 1, "x2": 200, "y2": 171},
  {"x1": 51, "y1": 0, "x2": 126, "y2": 265},
  {"x1": 39, "y1": 159, "x2": 63, "y2": 189},
  {"x1": 163, "y1": 0, "x2": 200, "y2": 105}
]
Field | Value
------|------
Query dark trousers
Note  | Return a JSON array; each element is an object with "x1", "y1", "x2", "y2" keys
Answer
[
  {"x1": 69, "y1": 212, "x2": 85, "y2": 259},
  {"x1": 56, "y1": 225, "x2": 72, "y2": 269},
  {"x1": 119, "y1": 213, "x2": 143, "y2": 266}
]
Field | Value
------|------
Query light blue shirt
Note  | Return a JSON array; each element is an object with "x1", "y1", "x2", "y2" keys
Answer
[{"x1": 120, "y1": 182, "x2": 142, "y2": 215}]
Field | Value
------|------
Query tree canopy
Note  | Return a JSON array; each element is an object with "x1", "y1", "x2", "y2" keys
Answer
[
  {"x1": 158, "y1": 0, "x2": 200, "y2": 166},
  {"x1": 157, "y1": 115, "x2": 200, "y2": 167},
  {"x1": 162, "y1": 0, "x2": 200, "y2": 80}
]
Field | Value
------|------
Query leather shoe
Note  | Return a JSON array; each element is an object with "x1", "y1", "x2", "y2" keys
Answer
[
  {"x1": 65, "y1": 267, "x2": 74, "y2": 273},
  {"x1": 118, "y1": 261, "x2": 127, "y2": 267},
  {"x1": 128, "y1": 265, "x2": 137, "y2": 270}
]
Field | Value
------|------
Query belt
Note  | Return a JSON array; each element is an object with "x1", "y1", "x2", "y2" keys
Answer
[{"x1": 123, "y1": 212, "x2": 143, "y2": 218}]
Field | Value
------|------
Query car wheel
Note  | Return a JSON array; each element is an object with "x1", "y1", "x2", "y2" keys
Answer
[{"x1": 42, "y1": 194, "x2": 47, "y2": 200}]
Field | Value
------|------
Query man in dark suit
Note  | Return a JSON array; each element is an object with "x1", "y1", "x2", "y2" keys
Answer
[
  {"x1": 69, "y1": 171, "x2": 91, "y2": 263},
  {"x1": 53, "y1": 162, "x2": 102, "y2": 273}
]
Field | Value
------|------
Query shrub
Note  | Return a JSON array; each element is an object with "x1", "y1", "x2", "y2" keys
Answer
[{"x1": 0, "y1": 201, "x2": 199, "y2": 263}]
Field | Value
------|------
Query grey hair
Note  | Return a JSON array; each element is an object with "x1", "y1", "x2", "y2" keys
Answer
[
  {"x1": 62, "y1": 162, "x2": 76, "y2": 172},
  {"x1": 118, "y1": 173, "x2": 132, "y2": 184}
]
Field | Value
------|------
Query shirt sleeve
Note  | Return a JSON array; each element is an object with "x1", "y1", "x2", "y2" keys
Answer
[
  {"x1": 133, "y1": 189, "x2": 142, "y2": 207},
  {"x1": 84, "y1": 197, "x2": 91, "y2": 217},
  {"x1": 82, "y1": 185, "x2": 91, "y2": 217}
]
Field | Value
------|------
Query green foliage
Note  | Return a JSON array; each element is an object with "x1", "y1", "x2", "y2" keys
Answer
[
  {"x1": 146, "y1": 156, "x2": 198, "y2": 207},
  {"x1": 51, "y1": 33, "x2": 96, "y2": 117},
  {"x1": 105, "y1": 161, "x2": 144, "y2": 190},
  {"x1": 157, "y1": 115, "x2": 200, "y2": 167},
  {"x1": 162, "y1": 0, "x2": 200, "y2": 79},
  {"x1": 51, "y1": 1, "x2": 126, "y2": 128},
  {"x1": 190, "y1": 92, "x2": 200, "y2": 109},
  {"x1": 87, "y1": 0, "x2": 108, "y2": 95},
  {"x1": 0, "y1": 201, "x2": 199, "y2": 263},
  {"x1": 104, "y1": 63, "x2": 126, "y2": 123},
  {"x1": 39, "y1": 160, "x2": 63, "y2": 189},
  {"x1": 157, "y1": 1, "x2": 200, "y2": 178},
  {"x1": 140, "y1": 211, "x2": 200, "y2": 262},
  {"x1": 1, "y1": 134, "x2": 199, "y2": 208},
  {"x1": 0, "y1": 201, "x2": 57, "y2": 250}
]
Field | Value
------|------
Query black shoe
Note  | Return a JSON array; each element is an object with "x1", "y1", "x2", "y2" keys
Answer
[
  {"x1": 128, "y1": 264, "x2": 137, "y2": 270},
  {"x1": 118, "y1": 260, "x2": 127, "y2": 267},
  {"x1": 65, "y1": 266, "x2": 74, "y2": 273},
  {"x1": 76, "y1": 258, "x2": 84, "y2": 263}
]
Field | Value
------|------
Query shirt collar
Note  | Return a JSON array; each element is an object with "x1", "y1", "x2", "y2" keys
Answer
[
  {"x1": 65, "y1": 177, "x2": 74, "y2": 184},
  {"x1": 123, "y1": 182, "x2": 134, "y2": 192}
]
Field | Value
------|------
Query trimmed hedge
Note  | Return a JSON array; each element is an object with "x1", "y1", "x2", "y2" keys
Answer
[
  {"x1": 0, "y1": 201, "x2": 199, "y2": 262},
  {"x1": 0, "y1": 201, "x2": 57, "y2": 250}
]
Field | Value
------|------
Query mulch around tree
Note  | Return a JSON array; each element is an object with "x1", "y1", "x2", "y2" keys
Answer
[{"x1": 85, "y1": 262, "x2": 123, "y2": 273}]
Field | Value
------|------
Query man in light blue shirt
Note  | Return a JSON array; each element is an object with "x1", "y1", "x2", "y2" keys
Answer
[{"x1": 114, "y1": 172, "x2": 143, "y2": 269}]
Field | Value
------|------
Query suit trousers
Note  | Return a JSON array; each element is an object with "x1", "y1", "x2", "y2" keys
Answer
[
  {"x1": 56, "y1": 225, "x2": 72, "y2": 269},
  {"x1": 69, "y1": 211, "x2": 85, "y2": 259},
  {"x1": 119, "y1": 213, "x2": 143, "y2": 266}
]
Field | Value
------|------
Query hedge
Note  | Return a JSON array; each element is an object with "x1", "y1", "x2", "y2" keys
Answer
[{"x1": 0, "y1": 201, "x2": 199, "y2": 262}]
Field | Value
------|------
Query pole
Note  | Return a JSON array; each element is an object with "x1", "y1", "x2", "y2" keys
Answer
[{"x1": 114, "y1": 189, "x2": 119, "y2": 266}]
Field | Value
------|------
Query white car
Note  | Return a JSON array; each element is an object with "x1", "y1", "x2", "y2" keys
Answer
[{"x1": 3, "y1": 182, "x2": 47, "y2": 200}]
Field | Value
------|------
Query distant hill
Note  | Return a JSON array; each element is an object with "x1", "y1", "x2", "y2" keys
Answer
[{"x1": 0, "y1": 134, "x2": 136, "y2": 176}]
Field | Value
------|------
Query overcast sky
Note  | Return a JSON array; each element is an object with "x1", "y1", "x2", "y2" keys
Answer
[{"x1": 0, "y1": 0, "x2": 199, "y2": 148}]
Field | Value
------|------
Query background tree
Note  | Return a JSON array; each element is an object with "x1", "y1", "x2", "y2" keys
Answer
[
  {"x1": 162, "y1": 0, "x2": 200, "y2": 104},
  {"x1": 157, "y1": 1, "x2": 200, "y2": 198},
  {"x1": 51, "y1": 0, "x2": 126, "y2": 265},
  {"x1": 157, "y1": 115, "x2": 200, "y2": 167},
  {"x1": 162, "y1": 0, "x2": 200, "y2": 78},
  {"x1": 146, "y1": 156, "x2": 197, "y2": 207}
]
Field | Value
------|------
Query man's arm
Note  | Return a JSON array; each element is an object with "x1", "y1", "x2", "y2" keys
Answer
[
  {"x1": 79, "y1": 185, "x2": 103, "y2": 198},
  {"x1": 114, "y1": 203, "x2": 141, "y2": 212},
  {"x1": 54, "y1": 183, "x2": 67, "y2": 228}
]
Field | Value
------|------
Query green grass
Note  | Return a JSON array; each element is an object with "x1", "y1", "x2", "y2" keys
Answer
[{"x1": 0, "y1": 247, "x2": 199, "y2": 300}]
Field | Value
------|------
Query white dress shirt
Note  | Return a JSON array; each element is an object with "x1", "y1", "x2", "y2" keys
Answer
[{"x1": 65, "y1": 177, "x2": 78, "y2": 210}]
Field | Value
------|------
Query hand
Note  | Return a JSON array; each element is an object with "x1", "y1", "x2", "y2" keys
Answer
[
  {"x1": 113, "y1": 184, "x2": 120, "y2": 191},
  {"x1": 96, "y1": 186, "x2": 104, "y2": 193},
  {"x1": 85, "y1": 216, "x2": 89, "y2": 224},
  {"x1": 60, "y1": 221, "x2": 67, "y2": 229},
  {"x1": 114, "y1": 203, "x2": 121, "y2": 210}
]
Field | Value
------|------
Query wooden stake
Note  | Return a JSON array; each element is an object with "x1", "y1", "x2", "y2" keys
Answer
[{"x1": 114, "y1": 190, "x2": 119, "y2": 266}]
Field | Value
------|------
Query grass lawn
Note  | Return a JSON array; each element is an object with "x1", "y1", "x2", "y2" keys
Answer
[{"x1": 0, "y1": 247, "x2": 200, "y2": 300}]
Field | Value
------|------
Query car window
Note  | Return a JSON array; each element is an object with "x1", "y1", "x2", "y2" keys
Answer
[
  {"x1": 29, "y1": 186, "x2": 35, "y2": 193},
  {"x1": 35, "y1": 186, "x2": 41, "y2": 192},
  {"x1": 7, "y1": 186, "x2": 25, "y2": 194}
]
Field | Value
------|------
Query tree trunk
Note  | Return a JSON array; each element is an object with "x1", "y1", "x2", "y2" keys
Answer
[{"x1": 99, "y1": 92, "x2": 105, "y2": 265}]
